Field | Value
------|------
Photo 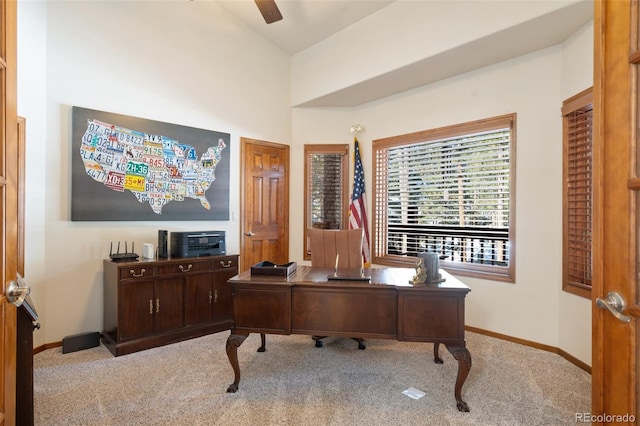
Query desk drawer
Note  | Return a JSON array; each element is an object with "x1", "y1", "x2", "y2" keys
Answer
[
  {"x1": 291, "y1": 287, "x2": 397, "y2": 337},
  {"x1": 234, "y1": 285, "x2": 291, "y2": 333},
  {"x1": 398, "y1": 293, "x2": 464, "y2": 341}
]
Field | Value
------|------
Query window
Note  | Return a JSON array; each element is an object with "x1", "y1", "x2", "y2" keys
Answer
[
  {"x1": 303, "y1": 144, "x2": 349, "y2": 259},
  {"x1": 562, "y1": 88, "x2": 593, "y2": 298},
  {"x1": 373, "y1": 114, "x2": 516, "y2": 282}
]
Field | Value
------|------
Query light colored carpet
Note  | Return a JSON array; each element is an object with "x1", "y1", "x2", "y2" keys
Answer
[{"x1": 34, "y1": 331, "x2": 590, "y2": 425}]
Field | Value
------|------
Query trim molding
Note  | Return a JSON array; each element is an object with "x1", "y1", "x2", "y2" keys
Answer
[
  {"x1": 466, "y1": 326, "x2": 591, "y2": 373},
  {"x1": 33, "y1": 341, "x2": 61, "y2": 355}
]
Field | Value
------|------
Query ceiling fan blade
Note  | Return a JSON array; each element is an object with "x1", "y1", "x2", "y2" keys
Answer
[{"x1": 254, "y1": 0, "x2": 283, "y2": 24}]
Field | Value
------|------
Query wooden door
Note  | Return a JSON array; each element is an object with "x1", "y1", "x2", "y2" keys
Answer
[
  {"x1": 240, "y1": 138, "x2": 289, "y2": 271},
  {"x1": 593, "y1": 0, "x2": 640, "y2": 420},
  {"x1": 1, "y1": 0, "x2": 19, "y2": 424}
]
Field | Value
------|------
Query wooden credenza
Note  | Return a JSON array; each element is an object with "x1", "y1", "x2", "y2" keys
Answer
[{"x1": 102, "y1": 255, "x2": 238, "y2": 356}]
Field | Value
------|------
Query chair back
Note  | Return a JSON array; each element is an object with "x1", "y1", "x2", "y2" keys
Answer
[{"x1": 308, "y1": 228, "x2": 364, "y2": 269}]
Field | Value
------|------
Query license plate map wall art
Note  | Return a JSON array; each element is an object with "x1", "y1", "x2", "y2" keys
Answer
[
  {"x1": 71, "y1": 107, "x2": 230, "y2": 221},
  {"x1": 81, "y1": 119, "x2": 225, "y2": 214}
]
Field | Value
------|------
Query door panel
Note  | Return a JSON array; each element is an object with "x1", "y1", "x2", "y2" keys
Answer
[
  {"x1": 593, "y1": 0, "x2": 638, "y2": 419},
  {"x1": 119, "y1": 281, "x2": 154, "y2": 340},
  {"x1": 184, "y1": 273, "x2": 213, "y2": 326},
  {"x1": 154, "y1": 277, "x2": 184, "y2": 333},
  {"x1": 240, "y1": 139, "x2": 289, "y2": 271},
  {"x1": 212, "y1": 268, "x2": 235, "y2": 322}
]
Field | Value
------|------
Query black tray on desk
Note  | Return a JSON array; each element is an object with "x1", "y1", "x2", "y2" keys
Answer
[
  {"x1": 251, "y1": 261, "x2": 297, "y2": 277},
  {"x1": 328, "y1": 274, "x2": 371, "y2": 282}
]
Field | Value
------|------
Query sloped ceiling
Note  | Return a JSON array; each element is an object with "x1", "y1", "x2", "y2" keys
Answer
[{"x1": 215, "y1": 0, "x2": 594, "y2": 107}]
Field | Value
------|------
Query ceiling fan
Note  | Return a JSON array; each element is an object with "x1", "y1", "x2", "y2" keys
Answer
[{"x1": 254, "y1": 0, "x2": 283, "y2": 24}]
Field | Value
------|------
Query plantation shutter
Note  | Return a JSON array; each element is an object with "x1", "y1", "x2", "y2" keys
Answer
[
  {"x1": 373, "y1": 114, "x2": 514, "y2": 281},
  {"x1": 563, "y1": 89, "x2": 593, "y2": 295},
  {"x1": 310, "y1": 153, "x2": 344, "y2": 229}
]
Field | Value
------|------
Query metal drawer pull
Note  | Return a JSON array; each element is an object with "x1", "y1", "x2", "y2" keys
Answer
[
  {"x1": 214, "y1": 290, "x2": 218, "y2": 303},
  {"x1": 220, "y1": 260, "x2": 232, "y2": 268},
  {"x1": 209, "y1": 290, "x2": 213, "y2": 304},
  {"x1": 179, "y1": 264, "x2": 193, "y2": 272},
  {"x1": 130, "y1": 268, "x2": 146, "y2": 277},
  {"x1": 149, "y1": 300, "x2": 153, "y2": 314},
  {"x1": 156, "y1": 298, "x2": 160, "y2": 313}
]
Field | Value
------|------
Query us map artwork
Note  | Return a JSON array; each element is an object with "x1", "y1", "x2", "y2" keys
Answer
[{"x1": 79, "y1": 118, "x2": 227, "y2": 215}]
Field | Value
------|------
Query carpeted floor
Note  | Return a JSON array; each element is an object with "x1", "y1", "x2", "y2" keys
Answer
[{"x1": 33, "y1": 331, "x2": 591, "y2": 425}]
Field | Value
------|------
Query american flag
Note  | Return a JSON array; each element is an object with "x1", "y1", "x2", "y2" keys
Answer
[{"x1": 349, "y1": 138, "x2": 371, "y2": 265}]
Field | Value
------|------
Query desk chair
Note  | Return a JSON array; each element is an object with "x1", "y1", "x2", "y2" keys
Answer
[{"x1": 308, "y1": 228, "x2": 366, "y2": 350}]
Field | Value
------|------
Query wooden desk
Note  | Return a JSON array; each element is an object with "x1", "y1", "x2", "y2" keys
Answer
[{"x1": 225, "y1": 266, "x2": 472, "y2": 412}]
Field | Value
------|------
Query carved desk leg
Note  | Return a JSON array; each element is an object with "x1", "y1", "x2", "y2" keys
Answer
[
  {"x1": 257, "y1": 333, "x2": 266, "y2": 352},
  {"x1": 445, "y1": 344, "x2": 472, "y2": 412},
  {"x1": 433, "y1": 342, "x2": 443, "y2": 364},
  {"x1": 226, "y1": 333, "x2": 249, "y2": 393}
]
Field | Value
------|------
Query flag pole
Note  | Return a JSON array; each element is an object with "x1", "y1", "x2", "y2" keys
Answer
[{"x1": 348, "y1": 124, "x2": 371, "y2": 267}]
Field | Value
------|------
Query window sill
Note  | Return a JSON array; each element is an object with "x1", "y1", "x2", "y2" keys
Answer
[{"x1": 373, "y1": 255, "x2": 515, "y2": 283}]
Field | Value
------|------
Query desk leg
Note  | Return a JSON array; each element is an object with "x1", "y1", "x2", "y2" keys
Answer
[
  {"x1": 226, "y1": 333, "x2": 249, "y2": 393},
  {"x1": 433, "y1": 342, "x2": 443, "y2": 364},
  {"x1": 258, "y1": 333, "x2": 266, "y2": 352},
  {"x1": 445, "y1": 345, "x2": 472, "y2": 412}
]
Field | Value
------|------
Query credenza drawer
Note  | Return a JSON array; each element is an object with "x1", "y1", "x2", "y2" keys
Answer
[
  {"x1": 119, "y1": 266, "x2": 154, "y2": 280},
  {"x1": 214, "y1": 255, "x2": 238, "y2": 270},
  {"x1": 156, "y1": 259, "x2": 212, "y2": 275}
]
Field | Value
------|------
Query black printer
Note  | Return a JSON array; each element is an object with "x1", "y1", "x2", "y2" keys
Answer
[{"x1": 170, "y1": 231, "x2": 226, "y2": 258}]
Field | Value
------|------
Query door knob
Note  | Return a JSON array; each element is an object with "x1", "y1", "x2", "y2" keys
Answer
[
  {"x1": 596, "y1": 291, "x2": 631, "y2": 323},
  {"x1": 7, "y1": 273, "x2": 30, "y2": 307},
  {"x1": 245, "y1": 232, "x2": 256, "y2": 237}
]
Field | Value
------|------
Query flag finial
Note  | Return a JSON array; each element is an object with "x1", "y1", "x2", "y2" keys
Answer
[{"x1": 350, "y1": 124, "x2": 364, "y2": 136}]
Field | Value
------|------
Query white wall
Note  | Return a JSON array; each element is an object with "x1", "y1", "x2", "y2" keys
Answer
[
  {"x1": 290, "y1": 24, "x2": 594, "y2": 365},
  {"x1": 17, "y1": 0, "x2": 48, "y2": 338},
  {"x1": 558, "y1": 22, "x2": 594, "y2": 365},
  {"x1": 18, "y1": 0, "x2": 291, "y2": 346},
  {"x1": 292, "y1": 46, "x2": 565, "y2": 346}
]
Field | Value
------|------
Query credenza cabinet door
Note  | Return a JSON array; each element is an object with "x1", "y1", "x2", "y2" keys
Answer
[
  {"x1": 118, "y1": 277, "x2": 184, "y2": 339},
  {"x1": 153, "y1": 276, "x2": 185, "y2": 333},
  {"x1": 185, "y1": 272, "x2": 215, "y2": 326},
  {"x1": 119, "y1": 280, "x2": 155, "y2": 340},
  {"x1": 212, "y1": 257, "x2": 237, "y2": 323}
]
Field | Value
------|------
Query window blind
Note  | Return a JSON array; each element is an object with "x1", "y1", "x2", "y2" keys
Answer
[
  {"x1": 565, "y1": 104, "x2": 593, "y2": 290},
  {"x1": 310, "y1": 153, "x2": 344, "y2": 229},
  {"x1": 383, "y1": 129, "x2": 510, "y2": 262},
  {"x1": 373, "y1": 114, "x2": 515, "y2": 282}
]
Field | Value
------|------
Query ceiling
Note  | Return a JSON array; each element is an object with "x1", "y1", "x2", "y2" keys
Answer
[
  {"x1": 214, "y1": 0, "x2": 395, "y2": 55},
  {"x1": 213, "y1": 0, "x2": 594, "y2": 107}
]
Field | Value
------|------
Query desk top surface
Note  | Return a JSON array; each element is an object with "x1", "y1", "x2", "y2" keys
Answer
[{"x1": 230, "y1": 265, "x2": 470, "y2": 293}]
